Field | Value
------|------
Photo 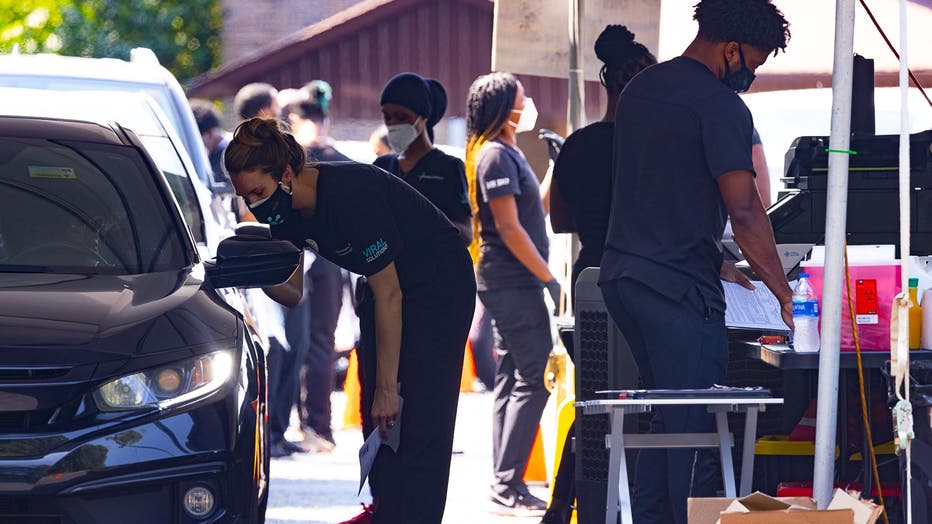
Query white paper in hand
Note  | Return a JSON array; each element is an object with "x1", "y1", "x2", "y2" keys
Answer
[
  {"x1": 358, "y1": 429, "x2": 381, "y2": 495},
  {"x1": 357, "y1": 396, "x2": 403, "y2": 495}
]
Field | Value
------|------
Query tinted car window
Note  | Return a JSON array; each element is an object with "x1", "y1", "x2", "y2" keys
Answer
[
  {"x1": 140, "y1": 135, "x2": 205, "y2": 244},
  {"x1": 0, "y1": 137, "x2": 190, "y2": 274}
]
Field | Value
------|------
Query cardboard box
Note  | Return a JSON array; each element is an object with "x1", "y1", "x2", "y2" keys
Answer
[{"x1": 688, "y1": 490, "x2": 879, "y2": 524}]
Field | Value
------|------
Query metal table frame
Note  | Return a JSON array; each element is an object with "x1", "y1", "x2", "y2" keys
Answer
[{"x1": 577, "y1": 397, "x2": 784, "y2": 524}]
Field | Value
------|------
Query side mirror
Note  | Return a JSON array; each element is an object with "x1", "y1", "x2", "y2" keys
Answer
[{"x1": 205, "y1": 234, "x2": 300, "y2": 289}]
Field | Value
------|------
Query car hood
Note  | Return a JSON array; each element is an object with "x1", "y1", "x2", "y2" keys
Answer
[{"x1": 0, "y1": 267, "x2": 238, "y2": 360}]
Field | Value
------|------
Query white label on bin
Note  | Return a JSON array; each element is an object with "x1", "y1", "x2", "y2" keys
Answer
[{"x1": 856, "y1": 314, "x2": 879, "y2": 325}]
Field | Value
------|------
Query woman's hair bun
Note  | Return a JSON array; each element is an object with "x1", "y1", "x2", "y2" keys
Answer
[
  {"x1": 595, "y1": 24, "x2": 638, "y2": 67},
  {"x1": 234, "y1": 117, "x2": 284, "y2": 146},
  {"x1": 227, "y1": 117, "x2": 306, "y2": 178},
  {"x1": 426, "y1": 79, "x2": 448, "y2": 128}
]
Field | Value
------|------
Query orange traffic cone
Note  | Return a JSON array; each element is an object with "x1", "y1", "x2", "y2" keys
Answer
[
  {"x1": 523, "y1": 426, "x2": 548, "y2": 483},
  {"x1": 342, "y1": 348, "x2": 362, "y2": 429},
  {"x1": 460, "y1": 341, "x2": 478, "y2": 392}
]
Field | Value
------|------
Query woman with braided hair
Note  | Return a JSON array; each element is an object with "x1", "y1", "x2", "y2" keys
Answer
[{"x1": 466, "y1": 72, "x2": 557, "y2": 516}]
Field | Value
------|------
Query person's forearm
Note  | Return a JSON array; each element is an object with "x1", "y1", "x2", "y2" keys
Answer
[
  {"x1": 755, "y1": 174, "x2": 772, "y2": 208},
  {"x1": 374, "y1": 290, "x2": 403, "y2": 390},
  {"x1": 731, "y1": 206, "x2": 792, "y2": 304},
  {"x1": 500, "y1": 225, "x2": 554, "y2": 283},
  {"x1": 539, "y1": 162, "x2": 554, "y2": 215},
  {"x1": 262, "y1": 260, "x2": 303, "y2": 307}
]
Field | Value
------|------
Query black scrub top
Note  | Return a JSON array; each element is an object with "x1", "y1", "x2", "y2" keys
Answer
[
  {"x1": 602, "y1": 56, "x2": 754, "y2": 313},
  {"x1": 271, "y1": 162, "x2": 465, "y2": 292},
  {"x1": 475, "y1": 140, "x2": 549, "y2": 291},
  {"x1": 552, "y1": 121, "x2": 614, "y2": 274},
  {"x1": 373, "y1": 149, "x2": 471, "y2": 223},
  {"x1": 308, "y1": 143, "x2": 351, "y2": 162}
]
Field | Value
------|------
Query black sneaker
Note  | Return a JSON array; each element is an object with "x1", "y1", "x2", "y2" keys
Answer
[
  {"x1": 280, "y1": 440, "x2": 309, "y2": 454},
  {"x1": 490, "y1": 486, "x2": 547, "y2": 516},
  {"x1": 269, "y1": 441, "x2": 293, "y2": 458}
]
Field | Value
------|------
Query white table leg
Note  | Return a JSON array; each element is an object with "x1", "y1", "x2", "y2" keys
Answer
[
  {"x1": 740, "y1": 407, "x2": 758, "y2": 496},
  {"x1": 605, "y1": 407, "x2": 632, "y2": 524},
  {"x1": 715, "y1": 410, "x2": 737, "y2": 498}
]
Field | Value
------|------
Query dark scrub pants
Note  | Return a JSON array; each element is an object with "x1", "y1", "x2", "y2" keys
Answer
[
  {"x1": 357, "y1": 256, "x2": 476, "y2": 524},
  {"x1": 299, "y1": 256, "x2": 343, "y2": 441},
  {"x1": 601, "y1": 277, "x2": 726, "y2": 524},
  {"x1": 469, "y1": 300, "x2": 497, "y2": 391},
  {"x1": 479, "y1": 286, "x2": 553, "y2": 493},
  {"x1": 267, "y1": 297, "x2": 312, "y2": 446}
]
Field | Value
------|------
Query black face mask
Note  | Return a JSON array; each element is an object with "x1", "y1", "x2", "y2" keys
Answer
[
  {"x1": 249, "y1": 182, "x2": 293, "y2": 226},
  {"x1": 722, "y1": 45, "x2": 756, "y2": 93}
]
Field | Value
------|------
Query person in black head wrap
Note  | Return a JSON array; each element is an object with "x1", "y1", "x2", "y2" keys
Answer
[{"x1": 374, "y1": 73, "x2": 472, "y2": 244}]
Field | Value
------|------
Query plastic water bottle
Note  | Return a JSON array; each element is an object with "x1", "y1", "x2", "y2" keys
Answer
[{"x1": 792, "y1": 273, "x2": 821, "y2": 352}]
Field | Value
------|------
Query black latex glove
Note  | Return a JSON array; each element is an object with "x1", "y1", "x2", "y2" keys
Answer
[{"x1": 545, "y1": 279, "x2": 562, "y2": 315}]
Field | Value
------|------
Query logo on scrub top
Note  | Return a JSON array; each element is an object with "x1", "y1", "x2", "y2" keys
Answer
[
  {"x1": 485, "y1": 178, "x2": 510, "y2": 190},
  {"x1": 417, "y1": 172, "x2": 445, "y2": 181},
  {"x1": 363, "y1": 238, "x2": 388, "y2": 263}
]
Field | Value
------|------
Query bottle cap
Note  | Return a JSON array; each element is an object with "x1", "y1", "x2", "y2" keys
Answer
[
  {"x1": 799, "y1": 273, "x2": 810, "y2": 279},
  {"x1": 909, "y1": 278, "x2": 919, "y2": 288}
]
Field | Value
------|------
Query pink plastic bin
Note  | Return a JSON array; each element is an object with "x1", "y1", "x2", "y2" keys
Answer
[{"x1": 800, "y1": 262, "x2": 901, "y2": 351}]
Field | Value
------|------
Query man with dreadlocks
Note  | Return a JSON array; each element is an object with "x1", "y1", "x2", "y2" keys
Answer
[{"x1": 599, "y1": 1, "x2": 793, "y2": 522}]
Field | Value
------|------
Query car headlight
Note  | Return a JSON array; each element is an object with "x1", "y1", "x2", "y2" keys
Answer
[{"x1": 94, "y1": 351, "x2": 234, "y2": 411}]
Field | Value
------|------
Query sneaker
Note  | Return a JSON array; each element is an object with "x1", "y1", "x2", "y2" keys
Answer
[
  {"x1": 338, "y1": 502, "x2": 375, "y2": 524},
  {"x1": 302, "y1": 427, "x2": 336, "y2": 453},
  {"x1": 280, "y1": 440, "x2": 309, "y2": 454},
  {"x1": 269, "y1": 441, "x2": 292, "y2": 459},
  {"x1": 490, "y1": 486, "x2": 547, "y2": 516}
]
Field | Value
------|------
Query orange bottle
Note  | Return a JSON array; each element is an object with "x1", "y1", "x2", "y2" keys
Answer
[{"x1": 909, "y1": 278, "x2": 922, "y2": 350}]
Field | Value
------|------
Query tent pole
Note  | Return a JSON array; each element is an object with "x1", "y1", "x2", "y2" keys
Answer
[
  {"x1": 567, "y1": 0, "x2": 585, "y2": 134},
  {"x1": 563, "y1": 0, "x2": 584, "y2": 314},
  {"x1": 813, "y1": 0, "x2": 856, "y2": 509}
]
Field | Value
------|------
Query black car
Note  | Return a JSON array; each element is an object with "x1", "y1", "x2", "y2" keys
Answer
[{"x1": 0, "y1": 115, "x2": 300, "y2": 523}]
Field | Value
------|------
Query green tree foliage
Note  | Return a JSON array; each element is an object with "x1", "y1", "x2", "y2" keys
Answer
[
  {"x1": 0, "y1": 1, "x2": 63, "y2": 54},
  {"x1": 0, "y1": 0, "x2": 222, "y2": 83}
]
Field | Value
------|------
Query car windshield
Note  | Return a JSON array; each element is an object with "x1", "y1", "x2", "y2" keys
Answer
[{"x1": 0, "y1": 136, "x2": 190, "y2": 274}]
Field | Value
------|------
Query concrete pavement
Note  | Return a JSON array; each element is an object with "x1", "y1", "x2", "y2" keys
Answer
[{"x1": 265, "y1": 391, "x2": 549, "y2": 524}]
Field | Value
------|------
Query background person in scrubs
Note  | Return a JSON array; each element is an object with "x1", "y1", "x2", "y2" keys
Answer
[
  {"x1": 225, "y1": 118, "x2": 476, "y2": 524},
  {"x1": 545, "y1": 24, "x2": 656, "y2": 524},
  {"x1": 466, "y1": 71, "x2": 557, "y2": 516},
  {"x1": 281, "y1": 80, "x2": 351, "y2": 453},
  {"x1": 375, "y1": 73, "x2": 472, "y2": 244}
]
